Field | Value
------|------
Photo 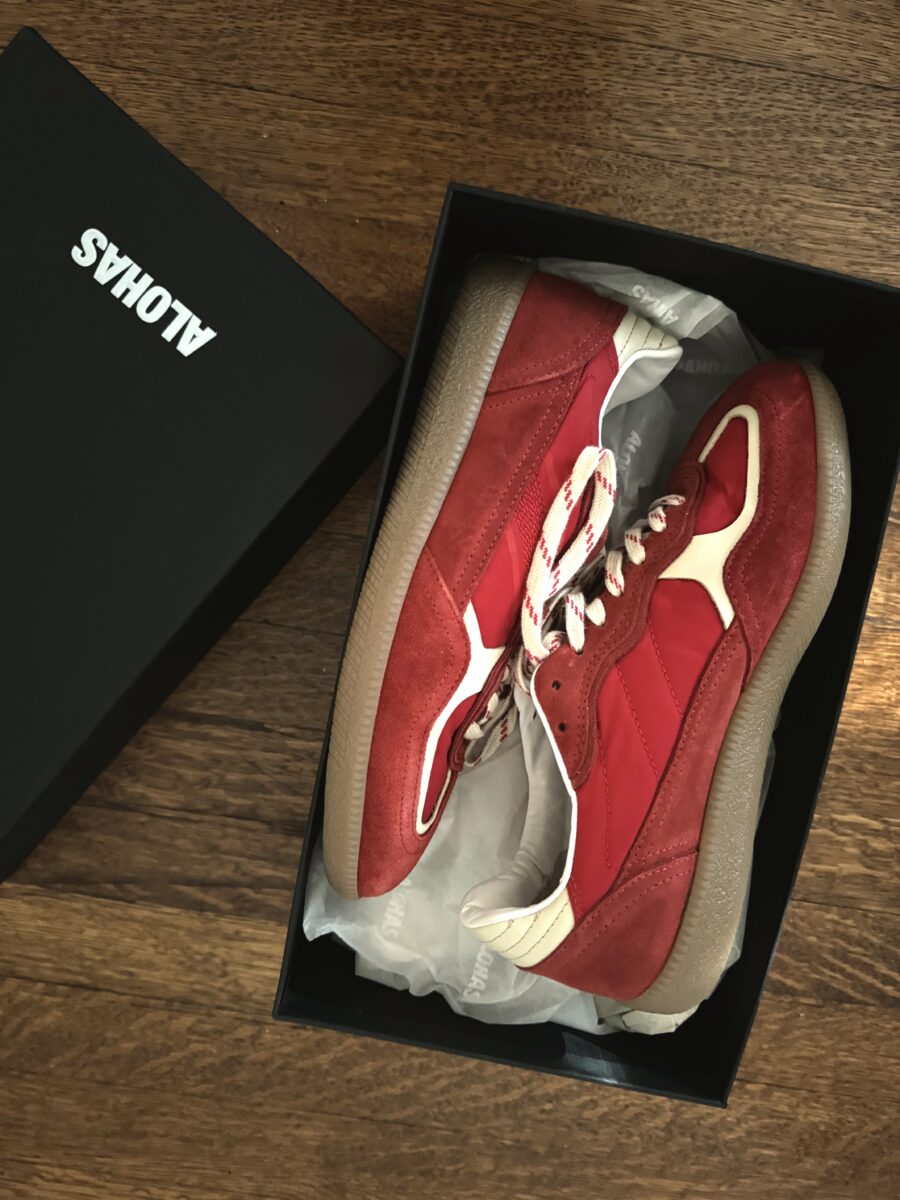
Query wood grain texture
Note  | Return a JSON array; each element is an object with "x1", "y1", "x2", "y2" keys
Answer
[{"x1": 0, "y1": 3, "x2": 898, "y2": 1197}]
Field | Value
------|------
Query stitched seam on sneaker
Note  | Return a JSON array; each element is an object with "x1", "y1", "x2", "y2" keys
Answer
[
  {"x1": 558, "y1": 859, "x2": 696, "y2": 963},
  {"x1": 648, "y1": 620, "x2": 684, "y2": 717},
  {"x1": 615, "y1": 663, "x2": 659, "y2": 779}
]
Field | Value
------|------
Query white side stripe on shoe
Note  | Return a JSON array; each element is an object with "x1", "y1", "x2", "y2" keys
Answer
[
  {"x1": 415, "y1": 603, "x2": 505, "y2": 836},
  {"x1": 659, "y1": 405, "x2": 760, "y2": 629}
]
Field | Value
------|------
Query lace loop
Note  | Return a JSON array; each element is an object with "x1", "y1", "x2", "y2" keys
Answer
[{"x1": 569, "y1": 492, "x2": 685, "y2": 645}]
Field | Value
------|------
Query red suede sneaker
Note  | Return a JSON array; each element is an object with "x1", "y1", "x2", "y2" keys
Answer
[
  {"x1": 461, "y1": 360, "x2": 850, "y2": 1013},
  {"x1": 324, "y1": 259, "x2": 682, "y2": 898}
]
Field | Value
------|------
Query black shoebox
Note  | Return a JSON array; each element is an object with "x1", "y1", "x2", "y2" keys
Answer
[
  {"x1": 275, "y1": 183, "x2": 900, "y2": 1105},
  {"x1": 0, "y1": 28, "x2": 400, "y2": 879}
]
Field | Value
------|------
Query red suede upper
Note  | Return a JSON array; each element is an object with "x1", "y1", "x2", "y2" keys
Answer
[
  {"x1": 356, "y1": 271, "x2": 626, "y2": 896},
  {"x1": 472, "y1": 347, "x2": 619, "y2": 645},
  {"x1": 531, "y1": 361, "x2": 819, "y2": 998},
  {"x1": 535, "y1": 624, "x2": 748, "y2": 999}
]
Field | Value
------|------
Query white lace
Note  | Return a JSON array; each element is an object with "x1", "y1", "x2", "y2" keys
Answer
[
  {"x1": 518, "y1": 445, "x2": 617, "y2": 681},
  {"x1": 461, "y1": 450, "x2": 684, "y2": 765},
  {"x1": 555, "y1": 490, "x2": 685, "y2": 654},
  {"x1": 462, "y1": 445, "x2": 617, "y2": 764}
]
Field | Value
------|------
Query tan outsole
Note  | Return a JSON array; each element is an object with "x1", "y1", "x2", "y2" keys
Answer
[
  {"x1": 629, "y1": 363, "x2": 851, "y2": 1014},
  {"x1": 323, "y1": 257, "x2": 536, "y2": 899}
]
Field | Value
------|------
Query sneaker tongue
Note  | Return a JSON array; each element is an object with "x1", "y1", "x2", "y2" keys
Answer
[{"x1": 460, "y1": 691, "x2": 573, "y2": 928}]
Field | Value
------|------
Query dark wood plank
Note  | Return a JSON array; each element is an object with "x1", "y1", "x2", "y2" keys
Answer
[
  {"x1": 858, "y1": 498, "x2": 899, "y2": 630},
  {"x1": 793, "y1": 610, "x2": 900, "y2": 914},
  {"x1": 165, "y1": 618, "x2": 341, "y2": 736},
  {"x1": 769, "y1": 901, "x2": 899, "y2": 1008},
  {"x1": 3, "y1": 2, "x2": 897, "y2": 202},
  {"x1": 0, "y1": 1031, "x2": 895, "y2": 1199},
  {"x1": 8, "y1": 804, "x2": 299, "y2": 922},
  {"x1": 0, "y1": 885, "x2": 283, "y2": 1015},
  {"x1": 484, "y1": 0, "x2": 900, "y2": 89},
  {"x1": 5, "y1": 0, "x2": 899, "y2": 92},
  {"x1": 0, "y1": 975, "x2": 895, "y2": 1120},
  {"x1": 84, "y1": 711, "x2": 319, "y2": 828}
]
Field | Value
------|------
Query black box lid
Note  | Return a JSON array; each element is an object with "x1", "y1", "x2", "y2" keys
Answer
[{"x1": 0, "y1": 28, "x2": 401, "y2": 877}]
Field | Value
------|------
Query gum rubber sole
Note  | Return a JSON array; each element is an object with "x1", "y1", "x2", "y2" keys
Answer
[
  {"x1": 629, "y1": 363, "x2": 851, "y2": 1015},
  {"x1": 323, "y1": 257, "x2": 536, "y2": 899}
]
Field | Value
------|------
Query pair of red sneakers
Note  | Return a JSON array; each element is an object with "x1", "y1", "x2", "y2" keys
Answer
[{"x1": 323, "y1": 260, "x2": 850, "y2": 1014}]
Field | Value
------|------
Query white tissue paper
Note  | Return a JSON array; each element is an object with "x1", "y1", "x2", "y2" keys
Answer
[{"x1": 303, "y1": 259, "x2": 777, "y2": 1036}]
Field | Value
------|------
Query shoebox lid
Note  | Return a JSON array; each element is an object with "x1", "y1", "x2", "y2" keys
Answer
[
  {"x1": 0, "y1": 27, "x2": 401, "y2": 879},
  {"x1": 275, "y1": 182, "x2": 900, "y2": 1105}
]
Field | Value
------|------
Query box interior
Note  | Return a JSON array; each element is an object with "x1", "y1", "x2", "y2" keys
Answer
[{"x1": 276, "y1": 186, "x2": 900, "y2": 1105}]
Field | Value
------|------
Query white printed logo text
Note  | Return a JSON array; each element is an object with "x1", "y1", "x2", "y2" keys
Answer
[{"x1": 71, "y1": 228, "x2": 217, "y2": 358}]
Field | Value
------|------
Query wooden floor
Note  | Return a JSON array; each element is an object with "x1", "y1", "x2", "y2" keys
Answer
[{"x1": 1, "y1": 4, "x2": 898, "y2": 1197}]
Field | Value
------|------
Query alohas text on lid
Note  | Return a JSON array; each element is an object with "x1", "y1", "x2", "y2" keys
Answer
[{"x1": 71, "y1": 228, "x2": 217, "y2": 358}]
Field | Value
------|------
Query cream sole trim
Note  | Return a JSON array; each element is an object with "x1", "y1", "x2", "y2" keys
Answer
[{"x1": 468, "y1": 888, "x2": 575, "y2": 969}]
